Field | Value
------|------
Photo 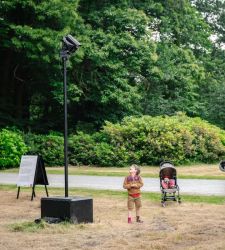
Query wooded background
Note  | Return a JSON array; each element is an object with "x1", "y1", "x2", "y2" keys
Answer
[{"x1": 1, "y1": 0, "x2": 225, "y2": 133}]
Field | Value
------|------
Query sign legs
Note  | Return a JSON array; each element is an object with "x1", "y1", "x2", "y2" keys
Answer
[
  {"x1": 16, "y1": 187, "x2": 20, "y2": 199},
  {"x1": 45, "y1": 185, "x2": 49, "y2": 197},
  {"x1": 31, "y1": 187, "x2": 36, "y2": 201}
]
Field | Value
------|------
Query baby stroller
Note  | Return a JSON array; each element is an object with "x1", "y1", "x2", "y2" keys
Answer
[{"x1": 159, "y1": 161, "x2": 181, "y2": 207}]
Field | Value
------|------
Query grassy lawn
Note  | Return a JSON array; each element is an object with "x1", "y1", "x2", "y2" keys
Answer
[
  {"x1": 1, "y1": 163, "x2": 225, "y2": 179},
  {"x1": 0, "y1": 185, "x2": 225, "y2": 250},
  {"x1": 1, "y1": 184, "x2": 225, "y2": 204}
]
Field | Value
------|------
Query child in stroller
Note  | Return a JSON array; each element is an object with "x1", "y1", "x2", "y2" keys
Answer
[
  {"x1": 161, "y1": 176, "x2": 175, "y2": 189},
  {"x1": 160, "y1": 161, "x2": 181, "y2": 207}
]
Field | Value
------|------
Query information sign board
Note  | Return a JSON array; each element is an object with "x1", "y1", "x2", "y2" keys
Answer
[
  {"x1": 17, "y1": 155, "x2": 38, "y2": 187},
  {"x1": 16, "y1": 155, "x2": 49, "y2": 200}
]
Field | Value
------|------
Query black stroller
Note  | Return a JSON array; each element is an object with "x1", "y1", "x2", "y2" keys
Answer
[{"x1": 159, "y1": 161, "x2": 181, "y2": 207}]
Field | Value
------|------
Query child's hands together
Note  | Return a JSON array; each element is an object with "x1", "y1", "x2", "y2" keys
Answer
[{"x1": 131, "y1": 183, "x2": 138, "y2": 188}]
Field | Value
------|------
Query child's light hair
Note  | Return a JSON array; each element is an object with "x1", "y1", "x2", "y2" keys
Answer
[{"x1": 130, "y1": 164, "x2": 141, "y2": 175}]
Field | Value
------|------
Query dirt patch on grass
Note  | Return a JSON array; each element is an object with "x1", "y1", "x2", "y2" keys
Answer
[{"x1": 0, "y1": 189, "x2": 225, "y2": 250}]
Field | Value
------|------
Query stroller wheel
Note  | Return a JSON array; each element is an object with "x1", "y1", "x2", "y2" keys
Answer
[{"x1": 162, "y1": 202, "x2": 166, "y2": 207}]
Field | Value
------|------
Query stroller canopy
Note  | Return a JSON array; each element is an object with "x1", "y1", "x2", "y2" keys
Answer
[{"x1": 159, "y1": 161, "x2": 177, "y2": 179}]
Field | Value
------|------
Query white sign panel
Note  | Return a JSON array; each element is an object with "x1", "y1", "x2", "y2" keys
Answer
[{"x1": 17, "y1": 155, "x2": 38, "y2": 187}]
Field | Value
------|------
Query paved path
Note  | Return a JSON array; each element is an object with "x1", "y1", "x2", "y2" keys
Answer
[{"x1": 0, "y1": 173, "x2": 225, "y2": 196}]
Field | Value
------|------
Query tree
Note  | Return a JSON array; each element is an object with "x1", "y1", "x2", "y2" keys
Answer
[
  {"x1": 130, "y1": 0, "x2": 210, "y2": 117},
  {"x1": 0, "y1": 0, "x2": 84, "y2": 132},
  {"x1": 73, "y1": 2, "x2": 157, "y2": 127},
  {"x1": 1, "y1": 0, "x2": 225, "y2": 133},
  {"x1": 141, "y1": 43, "x2": 205, "y2": 116},
  {"x1": 191, "y1": 0, "x2": 225, "y2": 128}
]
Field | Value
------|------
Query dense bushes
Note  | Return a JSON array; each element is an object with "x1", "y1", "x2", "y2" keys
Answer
[
  {"x1": 24, "y1": 133, "x2": 64, "y2": 166},
  {"x1": 23, "y1": 114, "x2": 225, "y2": 166},
  {"x1": 1, "y1": 114, "x2": 225, "y2": 168},
  {"x1": 103, "y1": 114, "x2": 225, "y2": 165},
  {"x1": 69, "y1": 132, "x2": 96, "y2": 166},
  {"x1": 69, "y1": 132, "x2": 128, "y2": 167},
  {"x1": 0, "y1": 129, "x2": 27, "y2": 169}
]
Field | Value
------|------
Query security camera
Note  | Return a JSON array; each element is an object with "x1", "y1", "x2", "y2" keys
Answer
[
  {"x1": 66, "y1": 35, "x2": 80, "y2": 48},
  {"x1": 62, "y1": 34, "x2": 81, "y2": 55}
]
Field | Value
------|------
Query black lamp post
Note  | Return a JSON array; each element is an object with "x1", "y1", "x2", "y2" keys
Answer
[
  {"x1": 41, "y1": 35, "x2": 93, "y2": 223},
  {"x1": 60, "y1": 35, "x2": 80, "y2": 197}
]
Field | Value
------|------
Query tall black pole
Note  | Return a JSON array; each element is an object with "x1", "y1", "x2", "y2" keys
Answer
[
  {"x1": 63, "y1": 56, "x2": 69, "y2": 197},
  {"x1": 60, "y1": 34, "x2": 80, "y2": 198}
]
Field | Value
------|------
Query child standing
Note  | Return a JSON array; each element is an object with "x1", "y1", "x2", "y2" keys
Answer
[{"x1": 123, "y1": 164, "x2": 144, "y2": 223}]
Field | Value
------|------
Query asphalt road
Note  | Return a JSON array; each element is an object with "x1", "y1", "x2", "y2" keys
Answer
[{"x1": 1, "y1": 173, "x2": 225, "y2": 196}]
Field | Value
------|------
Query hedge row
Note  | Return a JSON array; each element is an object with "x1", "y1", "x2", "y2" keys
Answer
[
  {"x1": 102, "y1": 114, "x2": 225, "y2": 165},
  {"x1": 1, "y1": 114, "x2": 225, "y2": 168},
  {"x1": 0, "y1": 129, "x2": 27, "y2": 168}
]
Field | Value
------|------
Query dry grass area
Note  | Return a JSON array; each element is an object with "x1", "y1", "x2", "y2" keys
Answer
[
  {"x1": 173, "y1": 164, "x2": 225, "y2": 177},
  {"x1": 67, "y1": 164, "x2": 225, "y2": 178},
  {"x1": 3, "y1": 163, "x2": 225, "y2": 179},
  {"x1": 130, "y1": 164, "x2": 224, "y2": 177},
  {"x1": 0, "y1": 189, "x2": 225, "y2": 250}
]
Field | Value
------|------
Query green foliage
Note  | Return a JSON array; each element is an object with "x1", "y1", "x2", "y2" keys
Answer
[
  {"x1": 22, "y1": 114, "x2": 225, "y2": 167},
  {"x1": 94, "y1": 142, "x2": 129, "y2": 167},
  {"x1": 10, "y1": 219, "x2": 73, "y2": 232},
  {"x1": 157, "y1": 0, "x2": 211, "y2": 49},
  {"x1": 0, "y1": 0, "x2": 84, "y2": 132},
  {"x1": 193, "y1": 0, "x2": 225, "y2": 47},
  {"x1": 24, "y1": 133, "x2": 64, "y2": 166},
  {"x1": 1, "y1": 0, "x2": 225, "y2": 135},
  {"x1": 141, "y1": 43, "x2": 206, "y2": 116},
  {"x1": 190, "y1": 0, "x2": 225, "y2": 129},
  {"x1": 69, "y1": 132, "x2": 96, "y2": 165},
  {"x1": 103, "y1": 113, "x2": 225, "y2": 165},
  {"x1": 94, "y1": 142, "x2": 116, "y2": 167},
  {"x1": 74, "y1": 3, "x2": 157, "y2": 126},
  {"x1": 2, "y1": 113, "x2": 225, "y2": 168},
  {"x1": 69, "y1": 131, "x2": 129, "y2": 167},
  {"x1": 10, "y1": 221, "x2": 46, "y2": 232},
  {"x1": 36, "y1": 114, "x2": 225, "y2": 167},
  {"x1": 0, "y1": 129, "x2": 27, "y2": 169}
]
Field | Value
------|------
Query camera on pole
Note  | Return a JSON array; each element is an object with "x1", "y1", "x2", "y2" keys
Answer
[
  {"x1": 41, "y1": 35, "x2": 93, "y2": 224},
  {"x1": 62, "y1": 34, "x2": 81, "y2": 56},
  {"x1": 60, "y1": 34, "x2": 81, "y2": 198}
]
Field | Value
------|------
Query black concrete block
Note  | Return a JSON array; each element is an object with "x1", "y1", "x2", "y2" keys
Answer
[{"x1": 41, "y1": 196, "x2": 93, "y2": 223}]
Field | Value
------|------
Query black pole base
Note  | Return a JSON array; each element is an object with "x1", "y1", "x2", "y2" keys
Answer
[{"x1": 41, "y1": 196, "x2": 93, "y2": 224}]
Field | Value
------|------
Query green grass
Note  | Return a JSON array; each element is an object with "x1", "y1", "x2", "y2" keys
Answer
[
  {"x1": 142, "y1": 192, "x2": 225, "y2": 204},
  {"x1": 2, "y1": 166, "x2": 225, "y2": 180},
  {"x1": 9, "y1": 219, "x2": 76, "y2": 233},
  {"x1": 1, "y1": 184, "x2": 225, "y2": 205},
  {"x1": 177, "y1": 175, "x2": 225, "y2": 180},
  {"x1": 10, "y1": 220, "x2": 47, "y2": 232},
  {"x1": 0, "y1": 184, "x2": 17, "y2": 190},
  {"x1": 0, "y1": 168, "x2": 21, "y2": 173}
]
